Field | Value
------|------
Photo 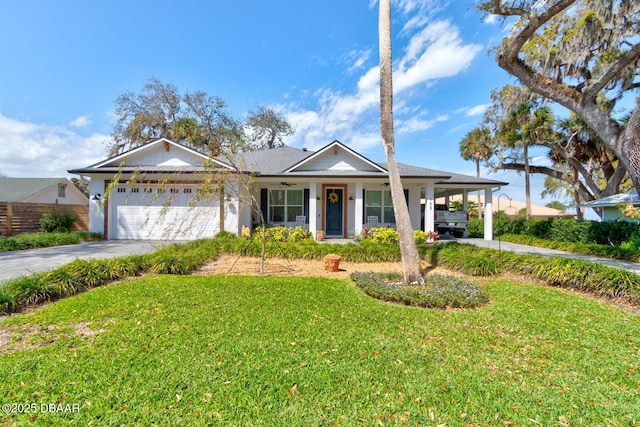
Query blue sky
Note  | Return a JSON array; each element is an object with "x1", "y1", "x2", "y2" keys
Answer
[{"x1": 0, "y1": 0, "x2": 560, "y2": 208}]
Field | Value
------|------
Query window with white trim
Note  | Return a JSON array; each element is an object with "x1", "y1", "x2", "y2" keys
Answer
[
  {"x1": 269, "y1": 189, "x2": 303, "y2": 223},
  {"x1": 365, "y1": 190, "x2": 395, "y2": 224}
]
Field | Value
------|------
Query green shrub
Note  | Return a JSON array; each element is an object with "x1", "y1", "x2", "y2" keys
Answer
[
  {"x1": 39, "y1": 210, "x2": 77, "y2": 233},
  {"x1": 0, "y1": 232, "x2": 102, "y2": 252},
  {"x1": 467, "y1": 218, "x2": 484, "y2": 238},
  {"x1": 424, "y1": 242, "x2": 640, "y2": 305},
  {"x1": 499, "y1": 233, "x2": 640, "y2": 262},
  {"x1": 251, "y1": 225, "x2": 312, "y2": 243},
  {"x1": 351, "y1": 271, "x2": 490, "y2": 309},
  {"x1": 437, "y1": 250, "x2": 501, "y2": 276},
  {"x1": 370, "y1": 227, "x2": 399, "y2": 243},
  {"x1": 489, "y1": 217, "x2": 640, "y2": 245}
]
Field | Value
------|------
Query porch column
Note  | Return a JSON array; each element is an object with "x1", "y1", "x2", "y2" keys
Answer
[
  {"x1": 354, "y1": 182, "x2": 363, "y2": 235},
  {"x1": 484, "y1": 187, "x2": 493, "y2": 240},
  {"x1": 423, "y1": 182, "x2": 435, "y2": 233},
  {"x1": 309, "y1": 183, "x2": 318, "y2": 237}
]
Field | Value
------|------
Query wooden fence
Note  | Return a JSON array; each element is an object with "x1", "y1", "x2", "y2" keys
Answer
[{"x1": 0, "y1": 202, "x2": 89, "y2": 237}]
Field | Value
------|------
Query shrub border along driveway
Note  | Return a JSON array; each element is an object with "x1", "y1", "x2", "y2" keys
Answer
[
  {"x1": 0, "y1": 240, "x2": 167, "y2": 282},
  {"x1": 458, "y1": 238, "x2": 640, "y2": 276}
]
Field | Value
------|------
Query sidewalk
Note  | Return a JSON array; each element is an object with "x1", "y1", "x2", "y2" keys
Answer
[{"x1": 458, "y1": 238, "x2": 640, "y2": 276}]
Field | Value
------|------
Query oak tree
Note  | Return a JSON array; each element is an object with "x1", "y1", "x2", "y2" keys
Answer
[{"x1": 477, "y1": 0, "x2": 640, "y2": 194}]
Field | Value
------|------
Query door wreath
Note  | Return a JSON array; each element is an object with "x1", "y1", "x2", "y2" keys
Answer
[{"x1": 328, "y1": 191, "x2": 339, "y2": 204}]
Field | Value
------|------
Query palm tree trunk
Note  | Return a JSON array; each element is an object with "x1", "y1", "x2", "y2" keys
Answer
[
  {"x1": 379, "y1": 0, "x2": 421, "y2": 284},
  {"x1": 573, "y1": 167, "x2": 583, "y2": 221}
]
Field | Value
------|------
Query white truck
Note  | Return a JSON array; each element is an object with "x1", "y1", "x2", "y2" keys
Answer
[{"x1": 434, "y1": 204, "x2": 469, "y2": 238}]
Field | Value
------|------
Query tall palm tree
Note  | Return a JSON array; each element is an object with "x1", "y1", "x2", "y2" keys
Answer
[
  {"x1": 459, "y1": 126, "x2": 493, "y2": 217},
  {"x1": 379, "y1": 0, "x2": 421, "y2": 284}
]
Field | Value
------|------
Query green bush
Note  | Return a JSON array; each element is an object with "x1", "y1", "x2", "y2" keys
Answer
[
  {"x1": 251, "y1": 225, "x2": 312, "y2": 243},
  {"x1": 0, "y1": 232, "x2": 103, "y2": 252},
  {"x1": 424, "y1": 242, "x2": 640, "y2": 305},
  {"x1": 39, "y1": 210, "x2": 77, "y2": 233},
  {"x1": 491, "y1": 217, "x2": 640, "y2": 245},
  {"x1": 499, "y1": 233, "x2": 640, "y2": 262},
  {"x1": 370, "y1": 227, "x2": 399, "y2": 243},
  {"x1": 351, "y1": 271, "x2": 490, "y2": 309}
]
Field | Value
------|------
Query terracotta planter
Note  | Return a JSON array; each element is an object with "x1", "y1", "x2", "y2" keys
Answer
[
  {"x1": 316, "y1": 231, "x2": 325, "y2": 241},
  {"x1": 323, "y1": 254, "x2": 342, "y2": 272}
]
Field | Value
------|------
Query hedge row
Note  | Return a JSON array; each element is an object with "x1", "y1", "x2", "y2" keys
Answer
[
  {"x1": 497, "y1": 233, "x2": 640, "y2": 262},
  {"x1": 0, "y1": 232, "x2": 103, "y2": 252},
  {"x1": 468, "y1": 217, "x2": 639, "y2": 246},
  {"x1": 0, "y1": 239, "x2": 220, "y2": 315},
  {"x1": 426, "y1": 242, "x2": 640, "y2": 304}
]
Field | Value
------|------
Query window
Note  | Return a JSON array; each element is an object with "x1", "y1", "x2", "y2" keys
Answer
[
  {"x1": 365, "y1": 190, "x2": 396, "y2": 224},
  {"x1": 269, "y1": 189, "x2": 303, "y2": 223},
  {"x1": 117, "y1": 188, "x2": 126, "y2": 193}
]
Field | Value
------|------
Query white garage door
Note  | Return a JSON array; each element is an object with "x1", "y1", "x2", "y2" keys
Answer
[{"x1": 111, "y1": 185, "x2": 220, "y2": 240}]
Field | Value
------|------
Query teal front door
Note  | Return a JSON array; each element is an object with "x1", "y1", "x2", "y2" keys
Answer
[{"x1": 325, "y1": 188, "x2": 343, "y2": 236}]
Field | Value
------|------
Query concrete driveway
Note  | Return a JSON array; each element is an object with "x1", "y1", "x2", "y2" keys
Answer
[{"x1": 0, "y1": 241, "x2": 168, "y2": 282}]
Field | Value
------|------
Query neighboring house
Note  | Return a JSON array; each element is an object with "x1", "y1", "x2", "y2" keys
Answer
[
  {"x1": 443, "y1": 194, "x2": 574, "y2": 219},
  {"x1": 0, "y1": 178, "x2": 89, "y2": 236},
  {"x1": 0, "y1": 178, "x2": 88, "y2": 205},
  {"x1": 69, "y1": 138, "x2": 508, "y2": 241},
  {"x1": 579, "y1": 191, "x2": 639, "y2": 222}
]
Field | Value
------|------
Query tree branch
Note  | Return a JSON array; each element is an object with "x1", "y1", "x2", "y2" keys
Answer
[
  {"x1": 584, "y1": 42, "x2": 640, "y2": 101},
  {"x1": 497, "y1": 160, "x2": 593, "y2": 201}
]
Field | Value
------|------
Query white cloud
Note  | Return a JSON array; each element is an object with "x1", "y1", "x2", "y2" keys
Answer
[
  {"x1": 69, "y1": 115, "x2": 91, "y2": 128},
  {"x1": 346, "y1": 49, "x2": 372, "y2": 73},
  {"x1": 0, "y1": 114, "x2": 111, "y2": 178},
  {"x1": 395, "y1": 20, "x2": 483, "y2": 93},
  {"x1": 283, "y1": 18, "x2": 483, "y2": 154},
  {"x1": 397, "y1": 114, "x2": 448, "y2": 134},
  {"x1": 459, "y1": 104, "x2": 490, "y2": 116},
  {"x1": 483, "y1": 14, "x2": 499, "y2": 25}
]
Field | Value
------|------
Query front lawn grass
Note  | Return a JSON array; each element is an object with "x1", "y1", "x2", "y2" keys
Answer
[{"x1": 1, "y1": 274, "x2": 638, "y2": 425}]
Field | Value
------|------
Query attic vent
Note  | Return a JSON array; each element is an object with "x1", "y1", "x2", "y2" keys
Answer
[
  {"x1": 164, "y1": 141, "x2": 170, "y2": 151},
  {"x1": 302, "y1": 147, "x2": 307, "y2": 152}
]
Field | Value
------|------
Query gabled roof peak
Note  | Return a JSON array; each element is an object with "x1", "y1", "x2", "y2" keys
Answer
[{"x1": 283, "y1": 140, "x2": 387, "y2": 174}]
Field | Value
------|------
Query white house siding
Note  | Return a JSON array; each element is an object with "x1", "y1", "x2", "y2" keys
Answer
[
  {"x1": 111, "y1": 142, "x2": 205, "y2": 168},
  {"x1": 88, "y1": 178, "x2": 105, "y2": 235},
  {"x1": 295, "y1": 150, "x2": 381, "y2": 172}
]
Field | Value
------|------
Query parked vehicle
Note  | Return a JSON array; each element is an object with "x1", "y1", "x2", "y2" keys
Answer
[{"x1": 434, "y1": 204, "x2": 468, "y2": 238}]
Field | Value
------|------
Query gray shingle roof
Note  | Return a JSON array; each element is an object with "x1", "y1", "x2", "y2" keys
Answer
[
  {"x1": 68, "y1": 139, "x2": 508, "y2": 187},
  {"x1": 224, "y1": 147, "x2": 315, "y2": 174},
  {"x1": 0, "y1": 178, "x2": 70, "y2": 202}
]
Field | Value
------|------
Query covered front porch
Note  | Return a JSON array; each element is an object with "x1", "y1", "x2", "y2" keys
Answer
[{"x1": 249, "y1": 178, "x2": 501, "y2": 241}]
